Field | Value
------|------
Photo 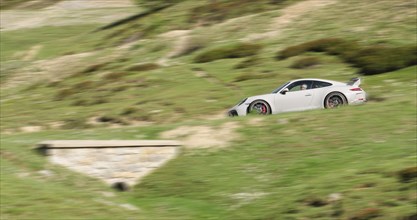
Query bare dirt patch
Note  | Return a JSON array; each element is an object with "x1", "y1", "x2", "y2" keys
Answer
[
  {"x1": 157, "y1": 30, "x2": 191, "y2": 65},
  {"x1": 46, "y1": 0, "x2": 134, "y2": 10},
  {"x1": 0, "y1": 0, "x2": 136, "y2": 31},
  {"x1": 22, "y1": 45, "x2": 43, "y2": 61},
  {"x1": 244, "y1": 0, "x2": 336, "y2": 41},
  {"x1": 20, "y1": 126, "x2": 43, "y2": 133},
  {"x1": 3, "y1": 51, "x2": 95, "y2": 89},
  {"x1": 161, "y1": 122, "x2": 240, "y2": 149},
  {"x1": 247, "y1": 117, "x2": 265, "y2": 126}
]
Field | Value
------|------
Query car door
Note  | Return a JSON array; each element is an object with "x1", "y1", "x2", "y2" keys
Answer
[
  {"x1": 275, "y1": 80, "x2": 314, "y2": 112},
  {"x1": 310, "y1": 80, "x2": 333, "y2": 109}
]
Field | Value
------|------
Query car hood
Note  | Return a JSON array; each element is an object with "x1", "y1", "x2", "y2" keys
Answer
[{"x1": 247, "y1": 93, "x2": 274, "y2": 102}]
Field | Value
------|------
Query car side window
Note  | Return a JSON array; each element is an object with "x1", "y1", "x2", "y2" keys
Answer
[
  {"x1": 312, "y1": 81, "x2": 332, "y2": 89},
  {"x1": 287, "y1": 81, "x2": 313, "y2": 92}
]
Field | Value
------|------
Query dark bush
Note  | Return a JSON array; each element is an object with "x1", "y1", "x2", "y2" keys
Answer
[
  {"x1": 81, "y1": 62, "x2": 109, "y2": 74},
  {"x1": 306, "y1": 38, "x2": 346, "y2": 52},
  {"x1": 352, "y1": 45, "x2": 416, "y2": 75},
  {"x1": 120, "y1": 107, "x2": 138, "y2": 116},
  {"x1": 194, "y1": 43, "x2": 262, "y2": 63},
  {"x1": 126, "y1": 63, "x2": 160, "y2": 72},
  {"x1": 278, "y1": 38, "x2": 416, "y2": 75},
  {"x1": 303, "y1": 196, "x2": 328, "y2": 207},
  {"x1": 74, "y1": 80, "x2": 94, "y2": 90},
  {"x1": 135, "y1": 0, "x2": 184, "y2": 8},
  {"x1": 290, "y1": 57, "x2": 320, "y2": 69},
  {"x1": 277, "y1": 44, "x2": 309, "y2": 60},
  {"x1": 97, "y1": 115, "x2": 128, "y2": 125},
  {"x1": 397, "y1": 167, "x2": 417, "y2": 183}
]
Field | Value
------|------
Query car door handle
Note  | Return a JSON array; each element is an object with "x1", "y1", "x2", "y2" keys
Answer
[{"x1": 305, "y1": 94, "x2": 312, "y2": 96}]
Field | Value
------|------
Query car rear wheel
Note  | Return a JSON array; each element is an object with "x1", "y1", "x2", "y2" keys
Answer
[
  {"x1": 325, "y1": 92, "x2": 346, "y2": 108},
  {"x1": 248, "y1": 100, "x2": 271, "y2": 115}
]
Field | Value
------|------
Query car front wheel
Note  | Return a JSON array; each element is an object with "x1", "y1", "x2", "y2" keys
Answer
[{"x1": 248, "y1": 100, "x2": 271, "y2": 115}]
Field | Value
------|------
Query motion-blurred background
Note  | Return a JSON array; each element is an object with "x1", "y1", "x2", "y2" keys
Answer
[{"x1": 1, "y1": 0, "x2": 416, "y2": 219}]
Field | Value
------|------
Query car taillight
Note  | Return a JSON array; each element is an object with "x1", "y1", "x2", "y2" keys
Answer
[{"x1": 350, "y1": 88, "x2": 362, "y2": 91}]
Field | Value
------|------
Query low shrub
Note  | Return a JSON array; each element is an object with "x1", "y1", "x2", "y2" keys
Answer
[
  {"x1": 278, "y1": 38, "x2": 416, "y2": 75},
  {"x1": 54, "y1": 80, "x2": 96, "y2": 101},
  {"x1": 349, "y1": 208, "x2": 381, "y2": 220},
  {"x1": 97, "y1": 115, "x2": 128, "y2": 125},
  {"x1": 234, "y1": 72, "x2": 274, "y2": 82},
  {"x1": 277, "y1": 44, "x2": 308, "y2": 60},
  {"x1": 276, "y1": 38, "x2": 354, "y2": 60},
  {"x1": 400, "y1": 213, "x2": 417, "y2": 220},
  {"x1": 304, "y1": 197, "x2": 328, "y2": 207},
  {"x1": 194, "y1": 43, "x2": 262, "y2": 63},
  {"x1": 54, "y1": 88, "x2": 76, "y2": 101},
  {"x1": 104, "y1": 72, "x2": 127, "y2": 80},
  {"x1": 234, "y1": 72, "x2": 259, "y2": 82},
  {"x1": 62, "y1": 118, "x2": 90, "y2": 129},
  {"x1": 290, "y1": 57, "x2": 320, "y2": 69},
  {"x1": 234, "y1": 56, "x2": 260, "y2": 69},
  {"x1": 397, "y1": 167, "x2": 417, "y2": 183},
  {"x1": 126, "y1": 63, "x2": 160, "y2": 72}
]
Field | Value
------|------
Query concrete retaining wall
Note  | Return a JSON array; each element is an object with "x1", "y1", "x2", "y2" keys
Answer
[{"x1": 37, "y1": 140, "x2": 181, "y2": 188}]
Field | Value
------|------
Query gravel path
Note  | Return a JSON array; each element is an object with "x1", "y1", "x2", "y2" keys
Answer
[{"x1": 0, "y1": 0, "x2": 136, "y2": 31}]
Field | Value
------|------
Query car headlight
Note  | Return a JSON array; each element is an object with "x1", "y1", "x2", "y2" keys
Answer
[{"x1": 238, "y1": 98, "x2": 248, "y2": 106}]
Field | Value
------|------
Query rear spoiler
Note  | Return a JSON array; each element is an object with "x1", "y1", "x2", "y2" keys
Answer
[{"x1": 347, "y1": 77, "x2": 361, "y2": 87}]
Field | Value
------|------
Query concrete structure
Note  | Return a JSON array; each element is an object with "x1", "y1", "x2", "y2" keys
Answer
[{"x1": 37, "y1": 140, "x2": 181, "y2": 189}]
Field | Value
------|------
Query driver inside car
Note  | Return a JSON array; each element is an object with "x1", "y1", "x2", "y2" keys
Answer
[{"x1": 300, "y1": 84, "x2": 307, "y2": 90}]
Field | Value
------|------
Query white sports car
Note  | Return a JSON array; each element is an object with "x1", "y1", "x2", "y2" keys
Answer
[{"x1": 228, "y1": 78, "x2": 367, "y2": 116}]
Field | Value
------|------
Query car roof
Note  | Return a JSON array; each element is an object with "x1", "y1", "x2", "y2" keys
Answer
[{"x1": 290, "y1": 78, "x2": 344, "y2": 85}]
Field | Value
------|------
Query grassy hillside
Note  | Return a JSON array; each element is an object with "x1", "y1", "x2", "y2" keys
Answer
[
  {"x1": 1, "y1": 0, "x2": 416, "y2": 219},
  {"x1": 1, "y1": 67, "x2": 416, "y2": 219},
  {"x1": 0, "y1": 0, "x2": 61, "y2": 9}
]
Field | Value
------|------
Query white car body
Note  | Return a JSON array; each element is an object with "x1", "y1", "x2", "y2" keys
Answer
[{"x1": 228, "y1": 78, "x2": 367, "y2": 116}]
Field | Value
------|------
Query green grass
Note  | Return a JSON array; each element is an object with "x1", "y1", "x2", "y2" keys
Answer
[
  {"x1": 1, "y1": 67, "x2": 416, "y2": 219},
  {"x1": 0, "y1": 0, "x2": 62, "y2": 9},
  {"x1": 266, "y1": 0, "x2": 416, "y2": 46},
  {"x1": 0, "y1": 25, "x2": 105, "y2": 62},
  {"x1": 1, "y1": 0, "x2": 416, "y2": 219}
]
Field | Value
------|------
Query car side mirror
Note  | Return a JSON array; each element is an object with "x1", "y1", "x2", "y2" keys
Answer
[{"x1": 280, "y1": 88, "x2": 289, "y2": 95}]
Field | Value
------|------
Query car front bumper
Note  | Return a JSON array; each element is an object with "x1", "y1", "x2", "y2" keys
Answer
[{"x1": 228, "y1": 104, "x2": 249, "y2": 117}]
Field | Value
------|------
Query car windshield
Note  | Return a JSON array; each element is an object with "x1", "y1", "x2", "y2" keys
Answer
[{"x1": 271, "y1": 82, "x2": 290, "y2": 93}]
